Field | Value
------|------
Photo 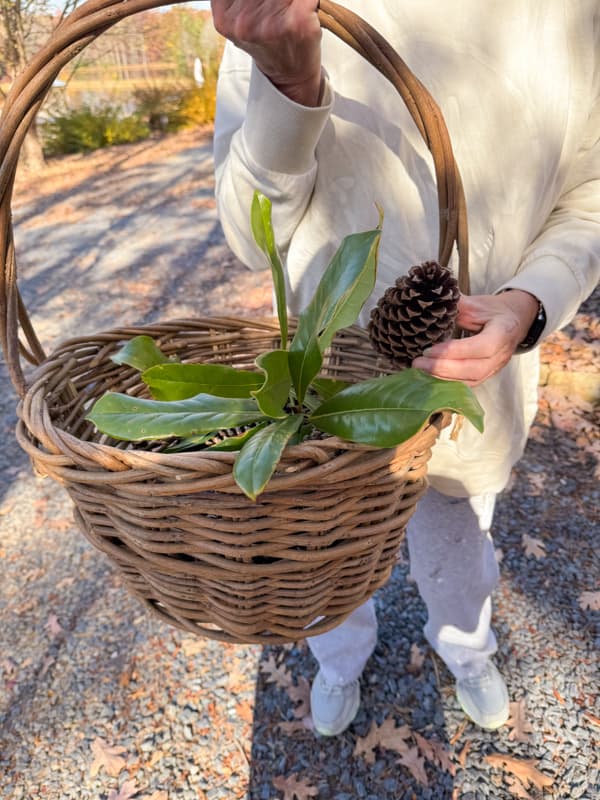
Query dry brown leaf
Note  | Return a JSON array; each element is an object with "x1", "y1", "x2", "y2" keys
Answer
[
  {"x1": 398, "y1": 745, "x2": 429, "y2": 786},
  {"x1": 272, "y1": 773, "x2": 319, "y2": 800},
  {"x1": 180, "y1": 637, "x2": 205, "y2": 657},
  {"x1": 506, "y1": 776, "x2": 533, "y2": 799},
  {"x1": 457, "y1": 740, "x2": 471, "y2": 768},
  {"x1": 108, "y1": 780, "x2": 139, "y2": 800},
  {"x1": 353, "y1": 718, "x2": 412, "y2": 764},
  {"x1": 521, "y1": 533, "x2": 546, "y2": 559},
  {"x1": 260, "y1": 654, "x2": 292, "y2": 689},
  {"x1": 484, "y1": 754, "x2": 553, "y2": 790},
  {"x1": 277, "y1": 719, "x2": 313, "y2": 735},
  {"x1": 235, "y1": 699, "x2": 254, "y2": 724},
  {"x1": 407, "y1": 643, "x2": 425, "y2": 675},
  {"x1": 288, "y1": 676, "x2": 311, "y2": 719},
  {"x1": 506, "y1": 698, "x2": 534, "y2": 743},
  {"x1": 142, "y1": 792, "x2": 168, "y2": 800},
  {"x1": 46, "y1": 614, "x2": 64, "y2": 637},
  {"x1": 90, "y1": 737, "x2": 127, "y2": 778},
  {"x1": 579, "y1": 590, "x2": 600, "y2": 611},
  {"x1": 412, "y1": 731, "x2": 455, "y2": 775}
]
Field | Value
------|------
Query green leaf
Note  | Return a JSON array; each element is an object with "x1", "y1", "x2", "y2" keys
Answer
[
  {"x1": 233, "y1": 415, "x2": 303, "y2": 500},
  {"x1": 112, "y1": 335, "x2": 169, "y2": 371},
  {"x1": 289, "y1": 227, "x2": 381, "y2": 403},
  {"x1": 310, "y1": 376, "x2": 350, "y2": 401},
  {"x1": 251, "y1": 191, "x2": 288, "y2": 349},
  {"x1": 251, "y1": 350, "x2": 292, "y2": 419},
  {"x1": 206, "y1": 421, "x2": 270, "y2": 451},
  {"x1": 142, "y1": 363, "x2": 263, "y2": 401},
  {"x1": 86, "y1": 392, "x2": 266, "y2": 442},
  {"x1": 164, "y1": 432, "x2": 216, "y2": 452},
  {"x1": 309, "y1": 369, "x2": 484, "y2": 446}
]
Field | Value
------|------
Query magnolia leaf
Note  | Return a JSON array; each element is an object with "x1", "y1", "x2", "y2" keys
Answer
[
  {"x1": 142, "y1": 363, "x2": 263, "y2": 401},
  {"x1": 252, "y1": 350, "x2": 292, "y2": 418},
  {"x1": 289, "y1": 227, "x2": 381, "y2": 403},
  {"x1": 89, "y1": 737, "x2": 127, "y2": 778},
  {"x1": 111, "y1": 335, "x2": 169, "y2": 371},
  {"x1": 233, "y1": 415, "x2": 303, "y2": 500},
  {"x1": 310, "y1": 376, "x2": 350, "y2": 400},
  {"x1": 164, "y1": 432, "x2": 216, "y2": 452},
  {"x1": 251, "y1": 191, "x2": 288, "y2": 349},
  {"x1": 207, "y1": 422, "x2": 269, "y2": 451},
  {"x1": 87, "y1": 392, "x2": 265, "y2": 442},
  {"x1": 310, "y1": 369, "x2": 484, "y2": 446}
]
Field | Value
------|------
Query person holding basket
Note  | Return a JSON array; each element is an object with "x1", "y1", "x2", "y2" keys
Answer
[{"x1": 210, "y1": 0, "x2": 599, "y2": 735}]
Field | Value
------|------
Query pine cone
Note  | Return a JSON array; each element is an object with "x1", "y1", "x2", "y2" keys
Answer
[{"x1": 368, "y1": 261, "x2": 460, "y2": 367}]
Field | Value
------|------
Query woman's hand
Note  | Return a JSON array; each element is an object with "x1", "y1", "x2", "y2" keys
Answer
[
  {"x1": 412, "y1": 290, "x2": 541, "y2": 386},
  {"x1": 211, "y1": 0, "x2": 323, "y2": 106}
]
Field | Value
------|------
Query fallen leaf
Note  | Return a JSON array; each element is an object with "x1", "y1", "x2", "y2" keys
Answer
[
  {"x1": 90, "y1": 737, "x2": 127, "y2": 778},
  {"x1": 457, "y1": 741, "x2": 471, "y2": 768},
  {"x1": 108, "y1": 780, "x2": 139, "y2": 800},
  {"x1": 579, "y1": 590, "x2": 600, "y2": 611},
  {"x1": 398, "y1": 745, "x2": 429, "y2": 786},
  {"x1": 235, "y1": 699, "x2": 254, "y2": 724},
  {"x1": 407, "y1": 643, "x2": 425, "y2": 675},
  {"x1": 484, "y1": 754, "x2": 554, "y2": 791},
  {"x1": 46, "y1": 614, "x2": 64, "y2": 637},
  {"x1": 353, "y1": 718, "x2": 412, "y2": 764},
  {"x1": 260, "y1": 654, "x2": 292, "y2": 689},
  {"x1": 272, "y1": 773, "x2": 319, "y2": 800},
  {"x1": 180, "y1": 637, "x2": 205, "y2": 657},
  {"x1": 288, "y1": 676, "x2": 311, "y2": 719},
  {"x1": 506, "y1": 776, "x2": 533, "y2": 799},
  {"x1": 506, "y1": 698, "x2": 534, "y2": 743},
  {"x1": 277, "y1": 719, "x2": 313, "y2": 735},
  {"x1": 142, "y1": 793, "x2": 168, "y2": 800},
  {"x1": 582, "y1": 711, "x2": 600, "y2": 727},
  {"x1": 552, "y1": 688, "x2": 566, "y2": 705},
  {"x1": 521, "y1": 533, "x2": 546, "y2": 559}
]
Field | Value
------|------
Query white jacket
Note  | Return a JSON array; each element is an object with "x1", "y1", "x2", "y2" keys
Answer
[{"x1": 213, "y1": 0, "x2": 600, "y2": 496}]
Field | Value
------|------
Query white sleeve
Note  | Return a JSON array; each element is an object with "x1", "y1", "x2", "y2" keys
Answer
[
  {"x1": 498, "y1": 95, "x2": 600, "y2": 336},
  {"x1": 213, "y1": 43, "x2": 333, "y2": 271}
]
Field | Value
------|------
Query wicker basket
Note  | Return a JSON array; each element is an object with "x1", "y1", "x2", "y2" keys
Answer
[{"x1": 0, "y1": 0, "x2": 469, "y2": 644}]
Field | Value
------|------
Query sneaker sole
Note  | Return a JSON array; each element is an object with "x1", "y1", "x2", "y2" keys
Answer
[{"x1": 456, "y1": 687, "x2": 510, "y2": 730}]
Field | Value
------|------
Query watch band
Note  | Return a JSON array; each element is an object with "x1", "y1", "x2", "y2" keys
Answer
[{"x1": 515, "y1": 299, "x2": 546, "y2": 354}]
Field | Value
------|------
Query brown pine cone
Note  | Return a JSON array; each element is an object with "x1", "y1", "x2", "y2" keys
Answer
[{"x1": 368, "y1": 260, "x2": 460, "y2": 367}]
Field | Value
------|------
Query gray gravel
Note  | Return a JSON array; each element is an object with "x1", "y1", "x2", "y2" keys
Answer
[{"x1": 1, "y1": 129, "x2": 598, "y2": 800}]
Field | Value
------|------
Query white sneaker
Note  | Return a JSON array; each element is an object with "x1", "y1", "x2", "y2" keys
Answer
[
  {"x1": 310, "y1": 670, "x2": 360, "y2": 736},
  {"x1": 456, "y1": 660, "x2": 510, "y2": 730}
]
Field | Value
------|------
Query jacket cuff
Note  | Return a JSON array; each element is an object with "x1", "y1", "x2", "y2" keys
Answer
[
  {"x1": 497, "y1": 254, "x2": 584, "y2": 336},
  {"x1": 242, "y1": 62, "x2": 332, "y2": 175}
]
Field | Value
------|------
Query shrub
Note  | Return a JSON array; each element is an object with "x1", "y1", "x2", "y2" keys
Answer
[{"x1": 41, "y1": 105, "x2": 150, "y2": 156}]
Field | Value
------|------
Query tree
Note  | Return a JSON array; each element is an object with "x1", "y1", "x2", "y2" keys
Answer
[{"x1": 0, "y1": 0, "x2": 79, "y2": 170}]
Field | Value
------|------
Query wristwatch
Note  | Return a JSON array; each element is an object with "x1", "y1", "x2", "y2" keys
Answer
[{"x1": 515, "y1": 299, "x2": 547, "y2": 354}]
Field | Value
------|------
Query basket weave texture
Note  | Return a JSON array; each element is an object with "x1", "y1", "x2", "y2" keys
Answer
[
  {"x1": 17, "y1": 318, "x2": 446, "y2": 643},
  {"x1": 0, "y1": 0, "x2": 468, "y2": 643}
]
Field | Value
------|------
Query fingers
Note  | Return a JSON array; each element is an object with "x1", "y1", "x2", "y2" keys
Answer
[{"x1": 412, "y1": 321, "x2": 515, "y2": 386}]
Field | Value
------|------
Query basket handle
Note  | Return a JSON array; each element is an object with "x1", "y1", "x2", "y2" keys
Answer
[{"x1": 0, "y1": 0, "x2": 469, "y2": 398}]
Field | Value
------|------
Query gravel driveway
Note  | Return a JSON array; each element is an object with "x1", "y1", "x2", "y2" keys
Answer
[{"x1": 1, "y1": 128, "x2": 598, "y2": 800}]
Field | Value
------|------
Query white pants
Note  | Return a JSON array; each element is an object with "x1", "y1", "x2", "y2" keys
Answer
[{"x1": 307, "y1": 488, "x2": 499, "y2": 683}]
